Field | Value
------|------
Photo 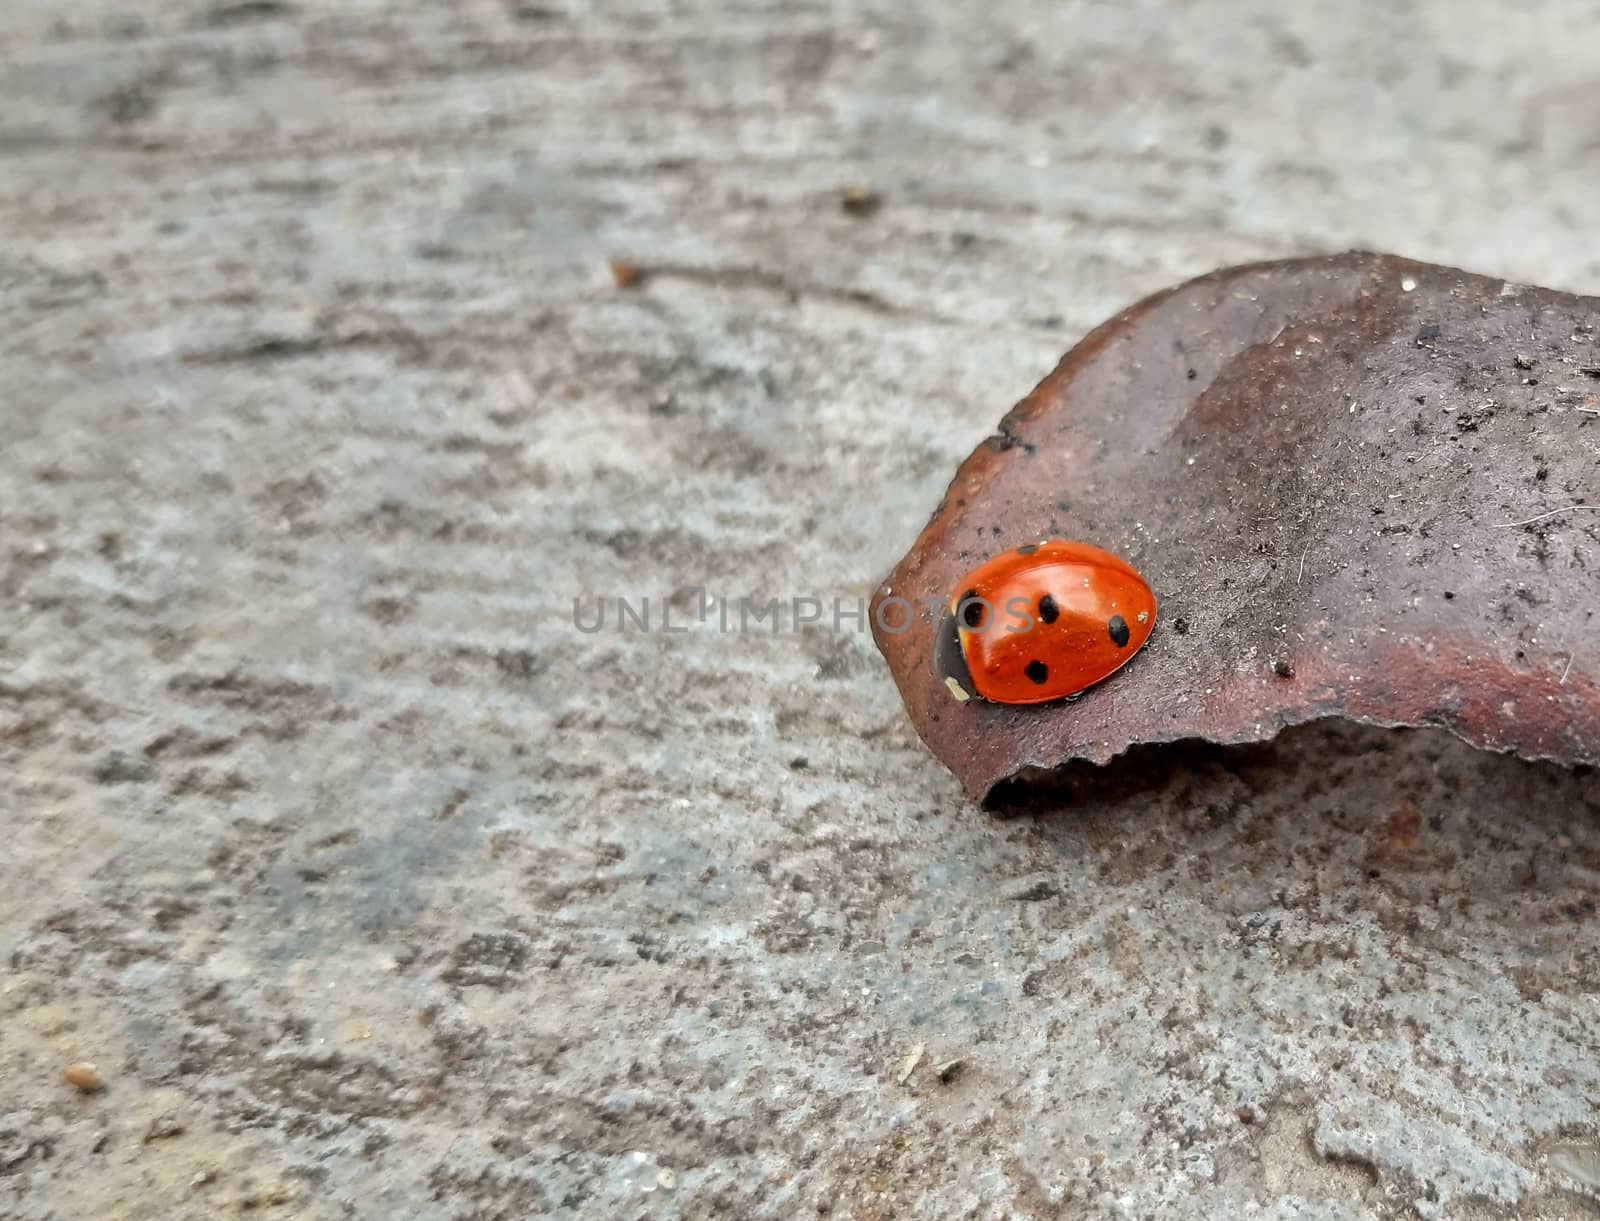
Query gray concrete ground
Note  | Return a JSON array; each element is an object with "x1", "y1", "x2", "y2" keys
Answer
[{"x1": 1, "y1": 1, "x2": 1598, "y2": 1217}]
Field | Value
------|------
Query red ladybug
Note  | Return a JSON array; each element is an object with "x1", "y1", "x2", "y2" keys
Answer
[{"x1": 934, "y1": 540, "x2": 1156, "y2": 705}]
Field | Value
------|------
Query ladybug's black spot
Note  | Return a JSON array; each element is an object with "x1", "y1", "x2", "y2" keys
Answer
[
  {"x1": 1107, "y1": 615, "x2": 1130, "y2": 648},
  {"x1": 960, "y1": 590, "x2": 985, "y2": 629},
  {"x1": 1025, "y1": 659, "x2": 1049, "y2": 685},
  {"x1": 1037, "y1": 594, "x2": 1059, "y2": 624},
  {"x1": 1016, "y1": 543, "x2": 1039, "y2": 556}
]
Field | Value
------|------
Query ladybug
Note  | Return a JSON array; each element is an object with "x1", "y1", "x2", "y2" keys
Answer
[{"x1": 934, "y1": 540, "x2": 1157, "y2": 705}]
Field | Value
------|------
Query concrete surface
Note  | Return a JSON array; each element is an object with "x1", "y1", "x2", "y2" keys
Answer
[{"x1": 1, "y1": 1, "x2": 1598, "y2": 1217}]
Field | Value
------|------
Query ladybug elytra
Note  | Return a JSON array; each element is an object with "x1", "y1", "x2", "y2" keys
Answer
[{"x1": 934, "y1": 539, "x2": 1156, "y2": 705}]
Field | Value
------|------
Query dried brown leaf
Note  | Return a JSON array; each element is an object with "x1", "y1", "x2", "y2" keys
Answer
[{"x1": 873, "y1": 254, "x2": 1600, "y2": 802}]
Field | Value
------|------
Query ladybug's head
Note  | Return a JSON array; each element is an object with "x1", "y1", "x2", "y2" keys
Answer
[{"x1": 932, "y1": 605, "x2": 977, "y2": 703}]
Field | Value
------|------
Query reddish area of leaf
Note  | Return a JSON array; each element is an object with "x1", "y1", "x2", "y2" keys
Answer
[{"x1": 872, "y1": 253, "x2": 1600, "y2": 803}]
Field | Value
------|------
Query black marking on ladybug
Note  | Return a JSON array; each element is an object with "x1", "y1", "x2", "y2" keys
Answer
[
  {"x1": 960, "y1": 590, "x2": 984, "y2": 629},
  {"x1": 1107, "y1": 615, "x2": 1130, "y2": 648},
  {"x1": 1037, "y1": 593, "x2": 1059, "y2": 624},
  {"x1": 1025, "y1": 659, "x2": 1049, "y2": 685},
  {"x1": 933, "y1": 607, "x2": 976, "y2": 700},
  {"x1": 1016, "y1": 543, "x2": 1039, "y2": 556}
]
